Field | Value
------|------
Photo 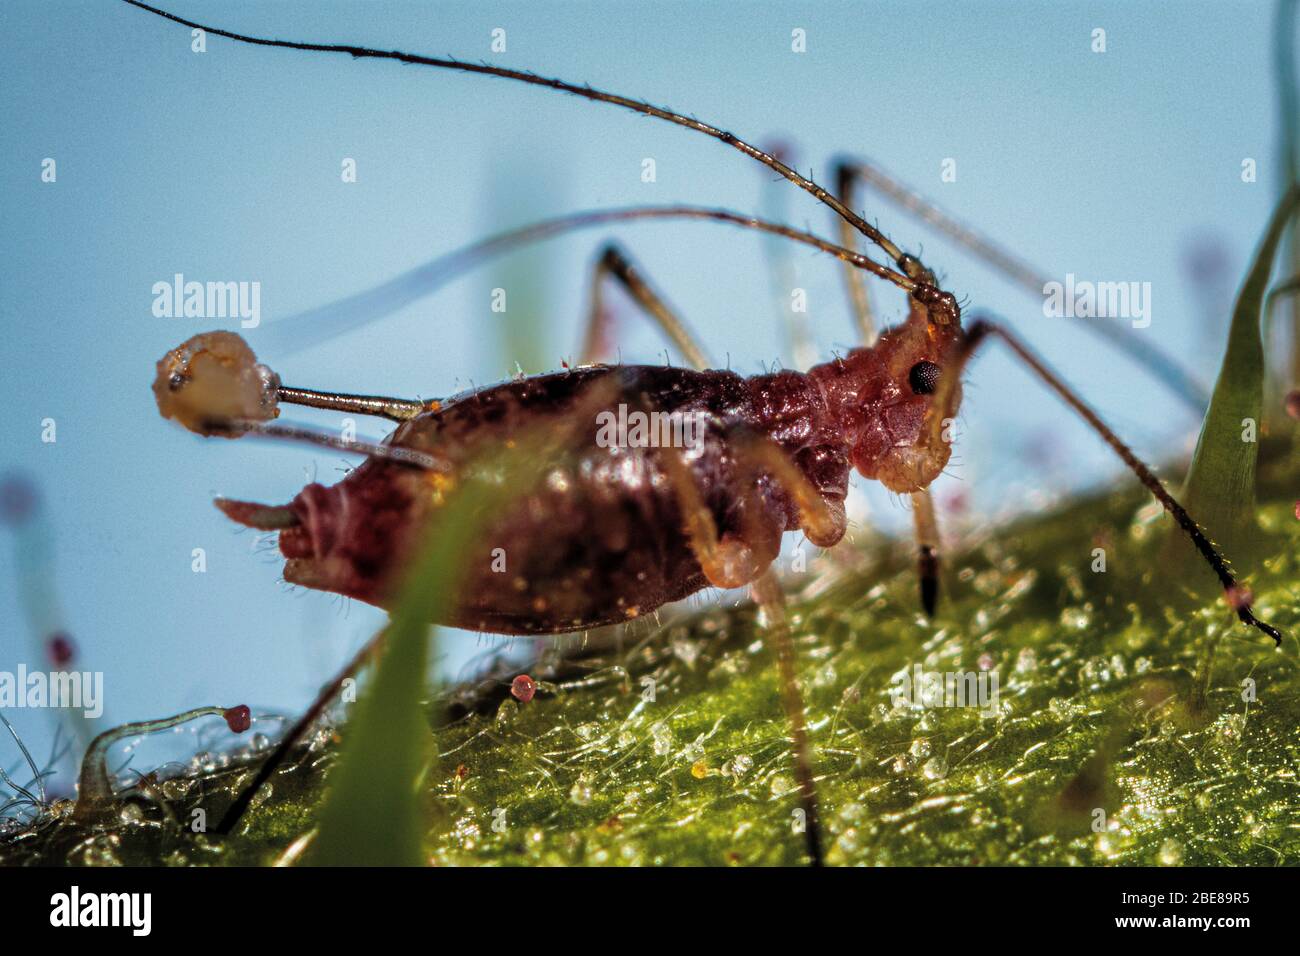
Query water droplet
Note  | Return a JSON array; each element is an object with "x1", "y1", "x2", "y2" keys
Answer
[
  {"x1": 671, "y1": 634, "x2": 701, "y2": 668},
  {"x1": 908, "y1": 738, "x2": 932, "y2": 760},
  {"x1": 569, "y1": 775, "x2": 595, "y2": 806},
  {"x1": 726, "y1": 754, "x2": 753, "y2": 777},
  {"x1": 1157, "y1": 838, "x2": 1183, "y2": 866},
  {"x1": 1078, "y1": 656, "x2": 1113, "y2": 688},
  {"x1": 1214, "y1": 713, "x2": 1246, "y2": 749},
  {"x1": 191, "y1": 751, "x2": 217, "y2": 774},
  {"x1": 922, "y1": 756, "x2": 948, "y2": 780},
  {"x1": 1049, "y1": 697, "x2": 1075, "y2": 719},
  {"x1": 161, "y1": 778, "x2": 193, "y2": 801},
  {"x1": 836, "y1": 828, "x2": 860, "y2": 854},
  {"x1": 496, "y1": 699, "x2": 518, "y2": 726},
  {"x1": 1060, "y1": 607, "x2": 1092, "y2": 630},
  {"x1": 650, "y1": 722, "x2": 674, "y2": 756}
]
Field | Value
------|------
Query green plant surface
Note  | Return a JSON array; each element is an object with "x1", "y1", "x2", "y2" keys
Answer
[{"x1": 4, "y1": 443, "x2": 1297, "y2": 867}]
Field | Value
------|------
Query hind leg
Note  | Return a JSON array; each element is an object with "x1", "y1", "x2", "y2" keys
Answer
[
  {"x1": 579, "y1": 242, "x2": 711, "y2": 371},
  {"x1": 652, "y1": 433, "x2": 837, "y2": 865}
]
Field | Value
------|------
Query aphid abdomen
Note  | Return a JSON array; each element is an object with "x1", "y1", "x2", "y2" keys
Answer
[{"x1": 272, "y1": 364, "x2": 841, "y2": 633}]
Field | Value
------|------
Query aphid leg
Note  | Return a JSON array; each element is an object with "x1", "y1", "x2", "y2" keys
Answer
[
  {"x1": 832, "y1": 163, "x2": 947, "y2": 610},
  {"x1": 910, "y1": 490, "x2": 942, "y2": 618},
  {"x1": 580, "y1": 243, "x2": 712, "y2": 370},
  {"x1": 654, "y1": 438, "x2": 768, "y2": 590},
  {"x1": 833, "y1": 160, "x2": 879, "y2": 344},
  {"x1": 216, "y1": 628, "x2": 388, "y2": 835},
  {"x1": 654, "y1": 432, "x2": 837, "y2": 864},
  {"x1": 276, "y1": 385, "x2": 427, "y2": 422},
  {"x1": 933, "y1": 317, "x2": 1284, "y2": 646},
  {"x1": 836, "y1": 156, "x2": 1207, "y2": 411},
  {"x1": 729, "y1": 433, "x2": 847, "y2": 548},
  {"x1": 750, "y1": 568, "x2": 824, "y2": 867}
]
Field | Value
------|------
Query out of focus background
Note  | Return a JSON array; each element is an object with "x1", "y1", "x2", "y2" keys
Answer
[{"x1": 0, "y1": 1, "x2": 1291, "y2": 792}]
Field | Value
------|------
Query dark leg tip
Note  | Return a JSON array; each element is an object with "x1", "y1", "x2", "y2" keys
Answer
[{"x1": 919, "y1": 545, "x2": 939, "y2": 617}]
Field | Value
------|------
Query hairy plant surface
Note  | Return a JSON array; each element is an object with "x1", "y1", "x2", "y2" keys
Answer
[{"x1": 3, "y1": 444, "x2": 1297, "y2": 867}]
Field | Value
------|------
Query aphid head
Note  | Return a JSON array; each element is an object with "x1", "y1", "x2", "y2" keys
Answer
[
  {"x1": 154, "y1": 331, "x2": 280, "y2": 436},
  {"x1": 814, "y1": 283, "x2": 964, "y2": 494}
]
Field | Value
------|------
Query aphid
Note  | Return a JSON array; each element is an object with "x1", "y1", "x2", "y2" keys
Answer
[{"x1": 130, "y1": 1, "x2": 1283, "y2": 865}]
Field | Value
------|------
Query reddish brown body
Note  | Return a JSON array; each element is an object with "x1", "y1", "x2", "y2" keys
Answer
[{"x1": 264, "y1": 313, "x2": 961, "y2": 633}]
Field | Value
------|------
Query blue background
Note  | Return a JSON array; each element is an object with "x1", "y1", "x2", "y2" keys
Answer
[{"x1": 0, "y1": 0, "x2": 1287, "y2": 790}]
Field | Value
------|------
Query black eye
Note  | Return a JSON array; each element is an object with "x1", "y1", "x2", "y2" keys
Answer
[{"x1": 909, "y1": 361, "x2": 941, "y2": 395}]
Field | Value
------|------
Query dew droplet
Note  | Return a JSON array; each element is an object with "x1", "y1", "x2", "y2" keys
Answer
[
  {"x1": 727, "y1": 754, "x2": 753, "y2": 777},
  {"x1": 650, "y1": 722, "x2": 674, "y2": 756},
  {"x1": 1157, "y1": 838, "x2": 1183, "y2": 866},
  {"x1": 569, "y1": 773, "x2": 595, "y2": 806},
  {"x1": 922, "y1": 756, "x2": 948, "y2": 780}
]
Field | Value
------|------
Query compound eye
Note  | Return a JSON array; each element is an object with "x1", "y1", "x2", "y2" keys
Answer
[{"x1": 908, "y1": 360, "x2": 942, "y2": 395}]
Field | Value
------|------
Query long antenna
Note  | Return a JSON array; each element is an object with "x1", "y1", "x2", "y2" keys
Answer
[
  {"x1": 833, "y1": 157, "x2": 1209, "y2": 412},
  {"x1": 933, "y1": 317, "x2": 1283, "y2": 647},
  {"x1": 122, "y1": 1, "x2": 910, "y2": 268},
  {"x1": 254, "y1": 205, "x2": 921, "y2": 354}
]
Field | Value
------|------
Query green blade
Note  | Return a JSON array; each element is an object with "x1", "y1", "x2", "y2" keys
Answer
[
  {"x1": 1181, "y1": 185, "x2": 1300, "y2": 567},
  {"x1": 309, "y1": 441, "x2": 559, "y2": 866}
]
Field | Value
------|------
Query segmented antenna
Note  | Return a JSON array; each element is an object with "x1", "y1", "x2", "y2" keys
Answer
[
  {"x1": 122, "y1": 2, "x2": 909, "y2": 268},
  {"x1": 255, "y1": 205, "x2": 918, "y2": 354},
  {"x1": 833, "y1": 157, "x2": 1210, "y2": 412}
]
